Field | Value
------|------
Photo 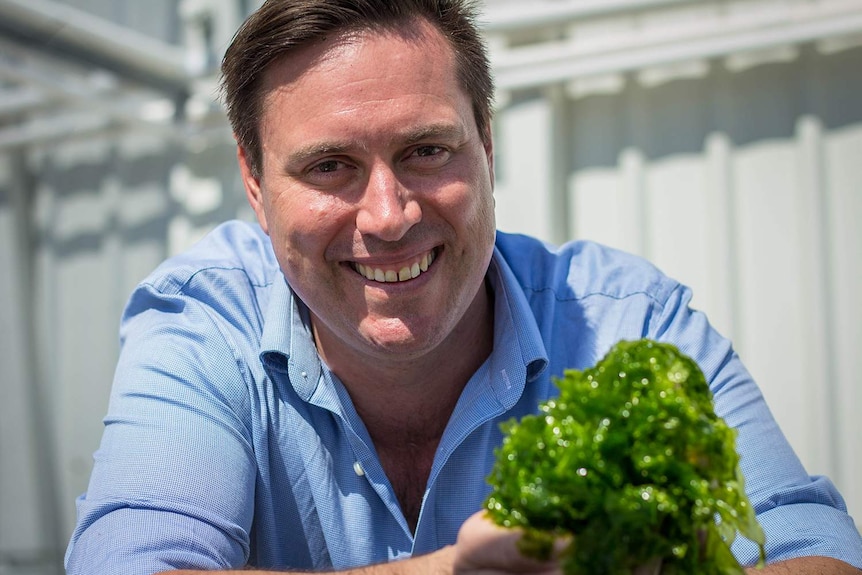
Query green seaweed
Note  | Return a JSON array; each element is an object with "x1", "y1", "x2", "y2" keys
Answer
[{"x1": 486, "y1": 339, "x2": 766, "y2": 575}]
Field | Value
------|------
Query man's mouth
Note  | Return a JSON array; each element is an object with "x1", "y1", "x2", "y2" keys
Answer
[{"x1": 352, "y1": 249, "x2": 437, "y2": 283}]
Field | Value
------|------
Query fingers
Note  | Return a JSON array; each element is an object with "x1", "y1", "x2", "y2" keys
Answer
[
  {"x1": 453, "y1": 511, "x2": 565, "y2": 574},
  {"x1": 453, "y1": 511, "x2": 663, "y2": 575}
]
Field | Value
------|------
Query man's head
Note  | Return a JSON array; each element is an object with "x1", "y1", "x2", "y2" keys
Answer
[
  {"x1": 220, "y1": 0, "x2": 494, "y2": 179},
  {"x1": 225, "y1": 0, "x2": 497, "y2": 374}
]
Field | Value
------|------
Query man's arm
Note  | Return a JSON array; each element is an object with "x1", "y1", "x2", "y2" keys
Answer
[
  {"x1": 65, "y1": 286, "x2": 260, "y2": 574},
  {"x1": 159, "y1": 538, "x2": 558, "y2": 575},
  {"x1": 160, "y1": 547, "x2": 458, "y2": 575},
  {"x1": 749, "y1": 557, "x2": 861, "y2": 574},
  {"x1": 161, "y1": 554, "x2": 862, "y2": 575},
  {"x1": 159, "y1": 512, "x2": 862, "y2": 574},
  {"x1": 159, "y1": 512, "x2": 566, "y2": 575}
]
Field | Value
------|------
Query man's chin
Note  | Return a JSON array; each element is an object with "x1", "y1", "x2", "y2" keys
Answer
[{"x1": 358, "y1": 320, "x2": 445, "y2": 358}]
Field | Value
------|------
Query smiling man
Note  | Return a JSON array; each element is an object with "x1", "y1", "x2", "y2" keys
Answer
[
  {"x1": 240, "y1": 15, "x2": 497, "y2": 536},
  {"x1": 64, "y1": 1, "x2": 862, "y2": 574}
]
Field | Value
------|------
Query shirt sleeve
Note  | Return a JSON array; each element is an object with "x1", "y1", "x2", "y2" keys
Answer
[
  {"x1": 65, "y1": 282, "x2": 257, "y2": 575},
  {"x1": 649, "y1": 283, "x2": 862, "y2": 568}
]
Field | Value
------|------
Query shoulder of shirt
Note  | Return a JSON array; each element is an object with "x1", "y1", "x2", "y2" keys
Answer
[
  {"x1": 494, "y1": 230, "x2": 681, "y2": 306},
  {"x1": 138, "y1": 220, "x2": 279, "y2": 296}
]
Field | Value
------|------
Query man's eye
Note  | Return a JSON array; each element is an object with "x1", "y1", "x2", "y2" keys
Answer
[
  {"x1": 301, "y1": 158, "x2": 355, "y2": 187},
  {"x1": 312, "y1": 160, "x2": 342, "y2": 173},
  {"x1": 415, "y1": 145, "x2": 444, "y2": 157},
  {"x1": 407, "y1": 145, "x2": 451, "y2": 166}
]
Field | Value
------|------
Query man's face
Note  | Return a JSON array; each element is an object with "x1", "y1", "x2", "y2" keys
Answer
[{"x1": 239, "y1": 20, "x2": 496, "y2": 364}]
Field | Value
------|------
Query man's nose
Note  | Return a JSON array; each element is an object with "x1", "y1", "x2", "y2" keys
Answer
[{"x1": 355, "y1": 163, "x2": 421, "y2": 241}]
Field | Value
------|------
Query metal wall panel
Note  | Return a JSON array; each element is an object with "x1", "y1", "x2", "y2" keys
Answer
[
  {"x1": 494, "y1": 43, "x2": 862, "y2": 524},
  {"x1": 0, "y1": 156, "x2": 64, "y2": 575}
]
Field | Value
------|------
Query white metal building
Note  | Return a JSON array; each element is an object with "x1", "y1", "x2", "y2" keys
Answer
[{"x1": 1, "y1": 1, "x2": 860, "y2": 573}]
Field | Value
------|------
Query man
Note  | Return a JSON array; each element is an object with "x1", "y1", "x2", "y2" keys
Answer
[{"x1": 65, "y1": 0, "x2": 862, "y2": 574}]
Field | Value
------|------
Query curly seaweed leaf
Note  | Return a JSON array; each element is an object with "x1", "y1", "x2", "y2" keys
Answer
[{"x1": 485, "y1": 339, "x2": 766, "y2": 575}]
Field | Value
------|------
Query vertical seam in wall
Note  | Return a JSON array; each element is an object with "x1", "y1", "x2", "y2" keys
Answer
[
  {"x1": 710, "y1": 61, "x2": 743, "y2": 351},
  {"x1": 547, "y1": 83, "x2": 572, "y2": 244},
  {"x1": 15, "y1": 149, "x2": 65, "y2": 572},
  {"x1": 803, "y1": 45, "x2": 841, "y2": 486}
]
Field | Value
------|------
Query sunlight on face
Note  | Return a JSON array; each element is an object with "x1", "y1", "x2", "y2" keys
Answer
[{"x1": 239, "y1": 20, "x2": 496, "y2": 368}]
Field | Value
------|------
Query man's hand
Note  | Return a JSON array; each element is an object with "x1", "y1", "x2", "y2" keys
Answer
[
  {"x1": 452, "y1": 511, "x2": 566, "y2": 574},
  {"x1": 452, "y1": 511, "x2": 664, "y2": 575}
]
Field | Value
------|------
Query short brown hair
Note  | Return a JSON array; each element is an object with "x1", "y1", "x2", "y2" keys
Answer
[{"x1": 220, "y1": 0, "x2": 494, "y2": 178}]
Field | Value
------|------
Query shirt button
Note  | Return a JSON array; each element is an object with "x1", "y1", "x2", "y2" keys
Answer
[{"x1": 353, "y1": 461, "x2": 365, "y2": 476}]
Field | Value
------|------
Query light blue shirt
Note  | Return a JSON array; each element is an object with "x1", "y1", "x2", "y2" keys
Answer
[{"x1": 65, "y1": 220, "x2": 862, "y2": 574}]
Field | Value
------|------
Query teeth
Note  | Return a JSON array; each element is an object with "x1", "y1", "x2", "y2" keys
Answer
[{"x1": 355, "y1": 250, "x2": 436, "y2": 284}]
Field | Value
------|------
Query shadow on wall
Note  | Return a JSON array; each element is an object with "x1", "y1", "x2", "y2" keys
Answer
[
  {"x1": 19, "y1": 134, "x2": 244, "y2": 545},
  {"x1": 567, "y1": 44, "x2": 862, "y2": 171},
  {"x1": 35, "y1": 139, "x2": 243, "y2": 262}
]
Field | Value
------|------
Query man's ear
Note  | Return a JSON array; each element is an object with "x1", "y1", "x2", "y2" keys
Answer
[
  {"x1": 483, "y1": 124, "x2": 495, "y2": 190},
  {"x1": 237, "y1": 144, "x2": 269, "y2": 234}
]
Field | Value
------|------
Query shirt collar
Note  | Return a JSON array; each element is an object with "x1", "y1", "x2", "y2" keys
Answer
[
  {"x1": 259, "y1": 276, "x2": 323, "y2": 401},
  {"x1": 257, "y1": 245, "x2": 549, "y2": 404},
  {"x1": 484, "y1": 245, "x2": 549, "y2": 408}
]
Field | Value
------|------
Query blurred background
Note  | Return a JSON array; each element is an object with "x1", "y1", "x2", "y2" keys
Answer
[{"x1": 1, "y1": 0, "x2": 860, "y2": 573}]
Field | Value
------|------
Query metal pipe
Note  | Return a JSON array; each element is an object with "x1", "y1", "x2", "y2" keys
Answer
[
  {"x1": 492, "y1": 1, "x2": 862, "y2": 90},
  {"x1": 0, "y1": 0, "x2": 193, "y2": 97},
  {"x1": 481, "y1": 0, "x2": 696, "y2": 32}
]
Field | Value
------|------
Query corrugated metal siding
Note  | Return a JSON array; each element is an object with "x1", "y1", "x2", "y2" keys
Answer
[
  {"x1": 0, "y1": 153, "x2": 64, "y2": 575},
  {"x1": 495, "y1": 43, "x2": 862, "y2": 524}
]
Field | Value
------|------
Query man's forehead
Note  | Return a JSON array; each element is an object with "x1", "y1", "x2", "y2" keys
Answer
[{"x1": 260, "y1": 18, "x2": 454, "y2": 95}]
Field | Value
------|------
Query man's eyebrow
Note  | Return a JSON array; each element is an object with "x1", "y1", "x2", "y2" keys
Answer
[
  {"x1": 285, "y1": 124, "x2": 468, "y2": 166},
  {"x1": 399, "y1": 123, "x2": 467, "y2": 145},
  {"x1": 287, "y1": 140, "x2": 365, "y2": 165}
]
